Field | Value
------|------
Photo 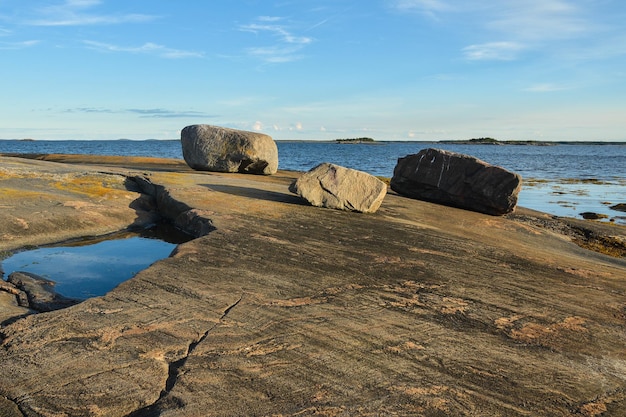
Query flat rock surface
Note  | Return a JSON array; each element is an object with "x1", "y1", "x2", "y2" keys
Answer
[{"x1": 1, "y1": 154, "x2": 625, "y2": 416}]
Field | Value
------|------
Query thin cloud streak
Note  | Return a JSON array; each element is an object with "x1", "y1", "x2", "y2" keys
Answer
[
  {"x1": 0, "y1": 40, "x2": 40, "y2": 49},
  {"x1": 463, "y1": 41, "x2": 525, "y2": 61},
  {"x1": 27, "y1": 0, "x2": 157, "y2": 26},
  {"x1": 64, "y1": 107, "x2": 215, "y2": 118},
  {"x1": 83, "y1": 40, "x2": 204, "y2": 59}
]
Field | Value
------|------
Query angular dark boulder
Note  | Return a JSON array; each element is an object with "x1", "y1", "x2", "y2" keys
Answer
[
  {"x1": 390, "y1": 148, "x2": 522, "y2": 215},
  {"x1": 181, "y1": 124, "x2": 278, "y2": 175},
  {"x1": 289, "y1": 163, "x2": 387, "y2": 213}
]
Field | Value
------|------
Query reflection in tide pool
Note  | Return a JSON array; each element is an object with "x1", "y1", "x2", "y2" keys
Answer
[{"x1": 1, "y1": 227, "x2": 190, "y2": 299}]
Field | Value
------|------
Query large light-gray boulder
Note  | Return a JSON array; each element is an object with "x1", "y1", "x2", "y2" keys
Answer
[
  {"x1": 181, "y1": 125, "x2": 278, "y2": 175},
  {"x1": 390, "y1": 148, "x2": 522, "y2": 215},
  {"x1": 289, "y1": 163, "x2": 387, "y2": 213}
]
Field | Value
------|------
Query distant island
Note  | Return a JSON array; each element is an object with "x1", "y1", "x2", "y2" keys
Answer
[
  {"x1": 335, "y1": 137, "x2": 376, "y2": 144},
  {"x1": 439, "y1": 137, "x2": 556, "y2": 146}
]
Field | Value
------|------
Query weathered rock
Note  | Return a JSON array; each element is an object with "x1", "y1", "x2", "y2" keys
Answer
[
  {"x1": 610, "y1": 203, "x2": 626, "y2": 213},
  {"x1": 289, "y1": 163, "x2": 387, "y2": 213},
  {"x1": 390, "y1": 148, "x2": 522, "y2": 215},
  {"x1": 7, "y1": 271, "x2": 80, "y2": 312},
  {"x1": 0, "y1": 285, "x2": 31, "y2": 324},
  {"x1": 580, "y1": 212, "x2": 609, "y2": 220},
  {"x1": 181, "y1": 124, "x2": 278, "y2": 175}
]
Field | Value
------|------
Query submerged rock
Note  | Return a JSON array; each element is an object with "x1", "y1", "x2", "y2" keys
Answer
[
  {"x1": 390, "y1": 148, "x2": 522, "y2": 215},
  {"x1": 7, "y1": 271, "x2": 80, "y2": 312},
  {"x1": 181, "y1": 124, "x2": 278, "y2": 175},
  {"x1": 289, "y1": 163, "x2": 387, "y2": 213},
  {"x1": 580, "y1": 212, "x2": 609, "y2": 220},
  {"x1": 610, "y1": 203, "x2": 626, "y2": 213}
]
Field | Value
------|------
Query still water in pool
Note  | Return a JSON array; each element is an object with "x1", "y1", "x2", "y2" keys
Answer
[{"x1": 1, "y1": 226, "x2": 191, "y2": 299}]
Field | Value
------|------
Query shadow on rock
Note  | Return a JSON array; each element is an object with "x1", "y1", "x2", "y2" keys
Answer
[{"x1": 204, "y1": 184, "x2": 310, "y2": 206}]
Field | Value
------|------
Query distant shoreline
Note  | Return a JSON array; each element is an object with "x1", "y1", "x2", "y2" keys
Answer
[
  {"x1": 1, "y1": 138, "x2": 624, "y2": 145},
  {"x1": 274, "y1": 139, "x2": 625, "y2": 145}
]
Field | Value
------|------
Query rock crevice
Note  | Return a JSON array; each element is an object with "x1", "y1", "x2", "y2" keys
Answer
[
  {"x1": 127, "y1": 294, "x2": 244, "y2": 417},
  {"x1": 126, "y1": 176, "x2": 215, "y2": 238}
]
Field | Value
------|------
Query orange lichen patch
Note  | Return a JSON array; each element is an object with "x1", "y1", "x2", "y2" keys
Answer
[
  {"x1": 386, "y1": 341, "x2": 426, "y2": 353},
  {"x1": 439, "y1": 297, "x2": 469, "y2": 314},
  {"x1": 501, "y1": 316, "x2": 589, "y2": 348},
  {"x1": 52, "y1": 174, "x2": 129, "y2": 199},
  {"x1": 393, "y1": 385, "x2": 451, "y2": 412},
  {"x1": 0, "y1": 187, "x2": 50, "y2": 199},
  {"x1": 510, "y1": 322, "x2": 554, "y2": 342},
  {"x1": 579, "y1": 401, "x2": 608, "y2": 416},
  {"x1": 494, "y1": 315, "x2": 524, "y2": 330},
  {"x1": 397, "y1": 385, "x2": 449, "y2": 397},
  {"x1": 151, "y1": 171, "x2": 198, "y2": 186}
]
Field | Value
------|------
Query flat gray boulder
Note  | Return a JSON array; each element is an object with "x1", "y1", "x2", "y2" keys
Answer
[
  {"x1": 289, "y1": 163, "x2": 387, "y2": 213},
  {"x1": 390, "y1": 148, "x2": 522, "y2": 215},
  {"x1": 181, "y1": 124, "x2": 278, "y2": 175}
]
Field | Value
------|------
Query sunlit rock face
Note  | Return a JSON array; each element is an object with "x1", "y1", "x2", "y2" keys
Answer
[
  {"x1": 289, "y1": 163, "x2": 387, "y2": 213},
  {"x1": 181, "y1": 124, "x2": 278, "y2": 175},
  {"x1": 390, "y1": 148, "x2": 522, "y2": 215}
]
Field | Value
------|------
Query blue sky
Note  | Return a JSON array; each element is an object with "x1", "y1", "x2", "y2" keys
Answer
[{"x1": 1, "y1": 0, "x2": 625, "y2": 141}]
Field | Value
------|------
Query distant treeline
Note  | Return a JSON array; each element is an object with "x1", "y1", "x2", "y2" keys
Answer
[
  {"x1": 335, "y1": 137, "x2": 375, "y2": 143},
  {"x1": 439, "y1": 137, "x2": 556, "y2": 146}
]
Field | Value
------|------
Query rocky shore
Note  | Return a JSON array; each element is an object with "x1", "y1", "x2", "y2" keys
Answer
[{"x1": 1, "y1": 153, "x2": 625, "y2": 416}]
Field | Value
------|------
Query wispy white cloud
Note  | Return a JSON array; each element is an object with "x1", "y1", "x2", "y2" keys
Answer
[
  {"x1": 64, "y1": 107, "x2": 215, "y2": 118},
  {"x1": 0, "y1": 40, "x2": 40, "y2": 50},
  {"x1": 28, "y1": 0, "x2": 157, "y2": 26},
  {"x1": 486, "y1": 0, "x2": 590, "y2": 41},
  {"x1": 239, "y1": 17, "x2": 314, "y2": 63},
  {"x1": 83, "y1": 40, "x2": 203, "y2": 59},
  {"x1": 463, "y1": 41, "x2": 525, "y2": 61},
  {"x1": 391, "y1": 1, "x2": 607, "y2": 61}
]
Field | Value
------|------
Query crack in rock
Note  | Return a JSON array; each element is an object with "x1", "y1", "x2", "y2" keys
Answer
[{"x1": 126, "y1": 294, "x2": 244, "y2": 417}]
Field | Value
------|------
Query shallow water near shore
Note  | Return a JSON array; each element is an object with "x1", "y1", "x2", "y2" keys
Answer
[{"x1": 1, "y1": 223, "x2": 192, "y2": 299}]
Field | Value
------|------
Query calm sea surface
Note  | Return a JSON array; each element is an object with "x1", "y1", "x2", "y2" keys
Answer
[{"x1": 1, "y1": 139, "x2": 625, "y2": 224}]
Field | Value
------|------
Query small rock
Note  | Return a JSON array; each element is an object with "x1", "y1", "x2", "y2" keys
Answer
[
  {"x1": 289, "y1": 163, "x2": 387, "y2": 213},
  {"x1": 610, "y1": 203, "x2": 626, "y2": 213},
  {"x1": 181, "y1": 124, "x2": 278, "y2": 175},
  {"x1": 7, "y1": 271, "x2": 80, "y2": 312},
  {"x1": 390, "y1": 148, "x2": 522, "y2": 215},
  {"x1": 580, "y1": 212, "x2": 609, "y2": 220}
]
